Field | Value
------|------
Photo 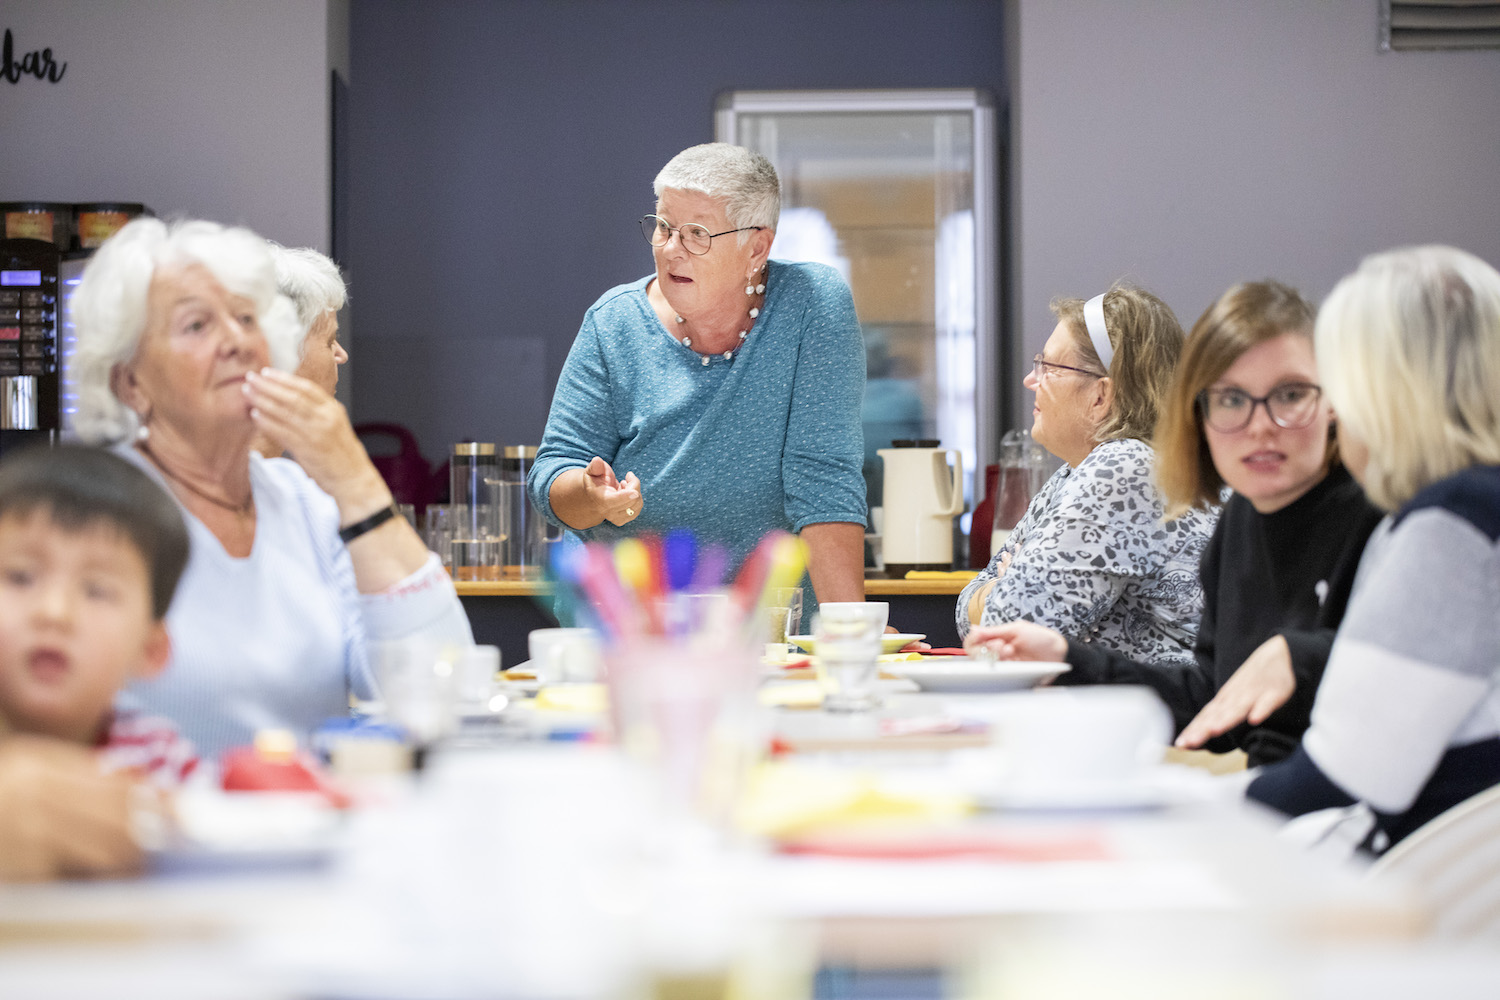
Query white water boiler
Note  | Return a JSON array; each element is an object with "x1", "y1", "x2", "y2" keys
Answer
[{"x1": 877, "y1": 439, "x2": 964, "y2": 575}]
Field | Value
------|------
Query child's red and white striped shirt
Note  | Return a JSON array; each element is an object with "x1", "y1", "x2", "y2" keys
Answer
[{"x1": 96, "y1": 709, "x2": 199, "y2": 788}]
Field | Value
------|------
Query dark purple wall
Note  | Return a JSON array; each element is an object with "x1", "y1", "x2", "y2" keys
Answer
[{"x1": 344, "y1": 0, "x2": 1005, "y2": 462}]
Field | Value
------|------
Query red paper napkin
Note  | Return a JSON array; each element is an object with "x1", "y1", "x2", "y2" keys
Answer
[{"x1": 778, "y1": 830, "x2": 1113, "y2": 863}]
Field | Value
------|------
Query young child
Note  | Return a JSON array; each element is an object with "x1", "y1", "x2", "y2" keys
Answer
[{"x1": 0, "y1": 444, "x2": 195, "y2": 786}]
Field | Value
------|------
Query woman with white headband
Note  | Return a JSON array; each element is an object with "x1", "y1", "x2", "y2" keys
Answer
[
  {"x1": 967, "y1": 281, "x2": 1383, "y2": 768},
  {"x1": 957, "y1": 284, "x2": 1217, "y2": 667}
]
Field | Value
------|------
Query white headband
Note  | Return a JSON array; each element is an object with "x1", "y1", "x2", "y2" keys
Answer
[{"x1": 1083, "y1": 293, "x2": 1114, "y2": 372}]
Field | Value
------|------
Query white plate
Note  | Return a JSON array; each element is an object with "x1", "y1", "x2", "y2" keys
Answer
[
  {"x1": 789, "y1": 633, "x2": 926, "y2": 655},
  {"x1": 149, "y1": 790, "x2": 343, "y2": 874},
  {"x1": 975, "y1": 767, "x2": 1217, "y2": 812},
  {"x1": 888, "y1": 658, "x2": 1069, "y2": 693}
]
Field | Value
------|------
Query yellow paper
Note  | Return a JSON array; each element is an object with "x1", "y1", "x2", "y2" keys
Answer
[
  {"x1": 533, "y1": 683, "x2": 609, "y2": 714},
  {"x1": 737, "y1": 761, "x2": 972, "y2": 838},
  {"x1": 758, "y1": 681, "x2": 823, "y2": 709}
]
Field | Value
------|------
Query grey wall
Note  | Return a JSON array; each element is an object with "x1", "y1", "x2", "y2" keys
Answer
[
  {"x1": 2, "y1": 0, "x2": 340, "y2": 251},
  {"x1": 343, "y1": 0, "x2": 1007, "y2": 464},
  {"x1": 1009, "y1": 0, "x2": 1500, "y2": 429}
]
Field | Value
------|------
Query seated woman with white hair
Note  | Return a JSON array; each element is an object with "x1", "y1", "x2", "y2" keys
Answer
[
  {"x1": 270, "y1": 243, "x2": 348, "y2": 395},
  {"x1": 73, "y1": 218, "x2": 472, "y2": 759},
  {"x1": 1247, "y1": 245, "x2": 1500, "y2": 854},
  {"x1": 251, "y1": 244, "x2": 350, "y2": 459}
]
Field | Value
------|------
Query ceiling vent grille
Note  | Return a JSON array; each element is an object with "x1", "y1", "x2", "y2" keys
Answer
[{"x1": 1381, "y1": 0, "x2": 1500, "y2": 50}]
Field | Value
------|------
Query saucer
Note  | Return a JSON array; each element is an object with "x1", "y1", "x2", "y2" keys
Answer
[
  {"x1": 788, "y1": 633, "x2": 926, "y2": 655},
  {"x1": 887, "y1": 658, "x2": 1069, "y2": 693}
]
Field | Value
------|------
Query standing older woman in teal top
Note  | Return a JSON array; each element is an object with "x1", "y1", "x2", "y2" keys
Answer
[{"x1": 529, "y1": 143, "x2": 867, "y2": 602}]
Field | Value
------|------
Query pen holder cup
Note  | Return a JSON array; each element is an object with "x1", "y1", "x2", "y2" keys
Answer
[{"x1": 604, "y1": 636, "x2": 762, "y2": 829}]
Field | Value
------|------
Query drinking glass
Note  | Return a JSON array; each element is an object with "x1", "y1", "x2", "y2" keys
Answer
[
  {"x1": 373, "y1": 638, "x2": 458, "y2": 745},
  {"x1": 423, "y1": 503, "x2": 457, "y2": 571},
  {"x1": 813, "y1": 605, "x2": 884, "y2": 712},
  {"x1": 763, "y1": 586, "x2": 804, "y2": 658},
  {"x1": 454, "y1": 645, "x2": 502, "y2": 713}
]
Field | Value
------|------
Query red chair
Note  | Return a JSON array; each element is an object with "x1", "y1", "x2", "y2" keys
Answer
[{"x1": 355, "y1": 423, "x2": 445, "y2": 515}]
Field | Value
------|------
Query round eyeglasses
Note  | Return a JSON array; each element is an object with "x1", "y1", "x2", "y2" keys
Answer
[
  {"x1": 640, "y1": 215, "x2": 764, "y2": 256},
  {"x1": 1198, "y1": 382, "x2": 1323, "y2": 433}
]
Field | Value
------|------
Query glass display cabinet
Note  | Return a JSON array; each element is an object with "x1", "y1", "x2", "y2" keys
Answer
[{"x1": 715, "y1": 89, "x2": 1001, "y2": 526}]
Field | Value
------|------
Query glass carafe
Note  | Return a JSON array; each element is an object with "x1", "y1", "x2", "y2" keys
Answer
[{"x1": 991, "y1": 429, "x2": 1046, "y2": 554}]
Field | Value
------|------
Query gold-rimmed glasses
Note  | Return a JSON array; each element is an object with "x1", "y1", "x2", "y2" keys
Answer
[
  {"x1": 1031, "y1": 354, "x2": 1105, "y2": 382},
  {"x1": 640, "y1": 215, "x2": 765, "y2": 255}
]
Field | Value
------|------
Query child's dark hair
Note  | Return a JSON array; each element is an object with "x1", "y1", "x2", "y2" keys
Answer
[{"x1": 0, "y1": 444, "x2": 189, "y2": 619}]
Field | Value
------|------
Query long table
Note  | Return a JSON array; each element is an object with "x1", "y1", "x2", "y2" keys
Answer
[{"x1": 5, "y1": 678, "x2": 1486, "y2": 999}]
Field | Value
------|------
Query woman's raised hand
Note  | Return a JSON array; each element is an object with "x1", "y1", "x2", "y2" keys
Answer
[
  {"x1": 245, "y1": 368, "x2": 431, "y2": 591},
  {"x1": 963, "y1": 621, "x2": 1068, "y2": 662},
  {"x1": 244, "y1": 368, "x2": 390, "y2": 515},
  {"x1": 548, "y1": 457, "x2": 643, "y2": 530},
  {"x1": 1176, "y1": 635, "x2": 1295, "y2": 750},
  {"x1": 585, "y1": 457, "x2": 642, "y2": 526}
]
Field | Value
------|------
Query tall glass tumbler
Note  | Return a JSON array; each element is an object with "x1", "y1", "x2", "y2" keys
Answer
[
  {"x1": 451, "y1": 442, "x2": 501, "y2": 580},
  {"x1": 499, "y1": 446, "x2": 549, "y2": 581}
]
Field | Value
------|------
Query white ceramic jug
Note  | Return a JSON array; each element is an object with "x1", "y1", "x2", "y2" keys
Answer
[{"x1": 877, "y1": 442, "x2": 964, "y2": 572}]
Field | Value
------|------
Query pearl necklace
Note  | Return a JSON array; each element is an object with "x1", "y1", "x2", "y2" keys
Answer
[{"x1": 673, "y1": 269, "x2": 767, "y2": 367}]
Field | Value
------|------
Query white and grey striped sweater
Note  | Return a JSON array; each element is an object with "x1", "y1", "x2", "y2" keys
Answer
[{"x1": 1248, "y1": 464, "x2": 1500, "y2": 851}]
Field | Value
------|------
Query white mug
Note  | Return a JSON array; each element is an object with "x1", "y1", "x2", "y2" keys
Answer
[
  {"x1": 528, "y1": 627, "x2": 602, "y2": 685},
  {"x1": 989, "y1": 685, "x2": 1172, "y2": 788},
  {"x1": 816, "y1": 601, "x2": 889, "y2": 633}
]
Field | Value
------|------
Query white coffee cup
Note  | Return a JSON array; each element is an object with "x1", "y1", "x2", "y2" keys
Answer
[
  {"x1": 528, "y1": 627, "x2": 602, "y2": 684},
  {"x1": 454, "y1": 645, "x2": 501, "y2": 709},
  {"x1": 816, "y1": 601, "x2": 889, "y2": 633},
  {"x1": 989, "y1": 685, "x2": 1172, "y2": 788}
]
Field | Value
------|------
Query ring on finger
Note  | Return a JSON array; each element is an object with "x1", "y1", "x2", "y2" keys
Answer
[{"x1": 625, "y1": 507, "x2": 635, "y2": 517}]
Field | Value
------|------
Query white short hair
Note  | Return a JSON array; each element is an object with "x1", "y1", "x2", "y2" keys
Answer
[
  {"x1": 268, "y1": 243, "x2": 347, "y2": 354},
  {"x1": 1316, "y1": 245, "x2": 1500, "y2": 510},
  {"x1": 71, "y1": 218, "x2": 301, "y2": 444},
  {"x1": 653, "y1": 142, "x2": 780, "y2": 240}
]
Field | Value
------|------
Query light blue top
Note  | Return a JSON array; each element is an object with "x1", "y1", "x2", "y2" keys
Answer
[
  {"x1": 119, "y1": 450, "x2": 474, "y2": 760},
  {"x1": 529, "y1": 260, "x2": 867, "y2": 576}
]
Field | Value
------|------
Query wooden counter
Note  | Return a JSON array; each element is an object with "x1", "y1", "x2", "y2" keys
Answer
[{"x1": 456, "y1": 576, "x2": 973, "y2": 666}]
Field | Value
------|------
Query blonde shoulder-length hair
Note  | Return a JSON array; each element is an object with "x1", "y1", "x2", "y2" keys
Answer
[
  {"x1": 1316, "y1": 245, "x2": 1500, "y2": 511},
  {"x1": 71, "y1": 218, "x2": 301, "y2": 444},
  {"x1": 1154, "y1": 281, "x2": 1319, "y2": 518},
  {"x1": 1051, "y1": 283, "x2": 1185, "y2": 444}
]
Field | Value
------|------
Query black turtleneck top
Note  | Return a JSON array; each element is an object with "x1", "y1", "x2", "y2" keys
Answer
[{"x1": 1057, "y1": 463, "x2": 1384, "y2": 766}]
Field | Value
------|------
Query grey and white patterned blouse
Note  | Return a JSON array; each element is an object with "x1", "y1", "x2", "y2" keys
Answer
[{"x1": 957, "y1": 438, "x2": 1217, "y2": 666}]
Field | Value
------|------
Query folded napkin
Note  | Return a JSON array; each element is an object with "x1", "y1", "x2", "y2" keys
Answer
[{"x1": 777, "y1": 828, "x2": 1113, "y2": 862}]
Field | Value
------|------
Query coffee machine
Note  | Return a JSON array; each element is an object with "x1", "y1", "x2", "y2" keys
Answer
[
  {"x1": 0, "y1": 203, "x2": 150, "y2": 457},
  {"x1": 0, "y1": 238, "x2": 61, "y2": 456}
]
